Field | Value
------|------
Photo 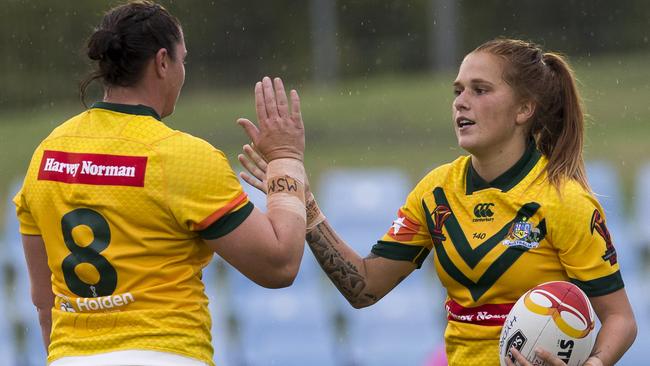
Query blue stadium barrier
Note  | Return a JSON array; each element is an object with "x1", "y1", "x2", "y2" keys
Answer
[
  {"x1": 220, "y1": 180, "x2": 338, "y2": 365},
  {"x1": 3, "y1": 180, "x2": 47, "y2": 366},
  {"x1": 225, "y1": 263, "x2": 338, "y2": 366},
  {"x1": 202, "y1": 258, "x2": 233, "y2": 366},
  {"x1": 318, "y1": 169, "x2": 445, "y2": 365},
  {"x1": 586, "y1": 161, "x2": 638, "y2": 275},
  {"x1": 586, "y1": 161, "x2": 650, "y2": 365},
  {"x1": 0, "y1": 204, "x2": 18, "y2": 366},
  {"x1": 319, "y1": 168, "x2": 412, "y2": 254},
  {"x1": 343, "y1": 269, "x2": 446, "y2": 366},
  {"x1": 615, "y1": 162, "x2": 650, "y2": 365},
  {"x1": 633, "y1": 163, "x2": 650, "y2": 249},
  {"x1": 615, "y1": 274, "x2": 650, "y2": 365}
]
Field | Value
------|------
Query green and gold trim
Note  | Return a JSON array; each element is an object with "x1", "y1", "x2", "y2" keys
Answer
[
  {"x1": 91, "y1": 101, "x2": 162, "y2": 121},
  {"x1": 465, "y1": 139, "x2": 541, "y2": 194},
  {"x1": 570, "y1": 271, "x2": 624, "y2": 297},
  {"x1": 371, "y1": 241, "x2": 431, "y2": 268},
  {"x1": 199, "y1": 202, "x2": 254, "y2": 239}
]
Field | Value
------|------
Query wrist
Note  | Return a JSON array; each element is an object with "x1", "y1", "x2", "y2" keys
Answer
[
  {"x1": 306, "y1": 192, "x2": 326, "y2": 231},
  {"x1": 265, "y1": 148, "x2": 304, "y2": 162},
  {"x1": 266, "y1": 159, "x2": 306, "y2": 220}
]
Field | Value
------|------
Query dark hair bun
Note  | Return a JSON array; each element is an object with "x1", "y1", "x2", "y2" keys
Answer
[
  {"x1": 80, "y1": 1, "x2": 181, "y2": 103},
  {"x1": 87, "y1": 29, "x2": 122, "y2": 61}
]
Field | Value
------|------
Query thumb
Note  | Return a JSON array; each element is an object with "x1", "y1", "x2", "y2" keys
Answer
[{"x1": 237, "y1": 118, "x2": 260, "y2": 144}]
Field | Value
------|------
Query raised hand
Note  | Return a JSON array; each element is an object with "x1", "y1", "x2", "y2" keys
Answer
[{"x1": 237, "y1": 76, "x2": 305, "y2": 162}]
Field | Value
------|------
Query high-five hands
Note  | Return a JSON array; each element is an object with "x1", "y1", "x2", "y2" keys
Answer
[
  {"x1": 237, "y1": 76, "x2": 305, "y2": 162},
  {"x1": 238, "y1": 78, "x2": 325, "y2": 231}
]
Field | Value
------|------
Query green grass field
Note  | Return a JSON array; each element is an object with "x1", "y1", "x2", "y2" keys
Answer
[{"x1": 1, "y1": 52, "x2": 649, "y2": 225}]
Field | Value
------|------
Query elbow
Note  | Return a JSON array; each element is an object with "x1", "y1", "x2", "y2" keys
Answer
[
  {"x1": 629, "y1": 317, "x2": 638, "y2": 343},
  {"x1": 262, "y1": 276, "x2": 295, "y2": 289},
  {"x1": 31, "y1": 290, "x2": 54, "y2": 314},
  {"x1": 348, "y1": 294, "x2": 378, "y2": 309},
  {"x1": 251, "y1": 237, "x2": 304, "y2": 289},
  {"x1": 258, "y1": 259, "x2": 301, "y2": 289},
  {"x1": 350, "y1": 299, "x2": 376, "y2": 309}
]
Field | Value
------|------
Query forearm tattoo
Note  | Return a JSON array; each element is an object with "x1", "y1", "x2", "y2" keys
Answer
[{"x1": 306, "y1": 224, "x2": 378, "y2": 307}]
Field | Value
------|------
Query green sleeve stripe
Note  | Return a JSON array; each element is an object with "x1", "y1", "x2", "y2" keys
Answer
[
  {"x1": 199, "y1": 201, "x2": 254, "y2": 240},
  {"x1": 570, "y1": 271, "x2": 624, "y2": 297},
  {"x1": 371, "y1": 240, "x2": 431, "y2": 269}
]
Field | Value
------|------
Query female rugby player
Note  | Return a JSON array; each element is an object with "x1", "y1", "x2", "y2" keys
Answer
[
  {"x1": 238, "y1": 38, "x2": 637, "y2": 365},
  {"x1": 15, "y1": 1, "x2": 307, "y2": 365}
]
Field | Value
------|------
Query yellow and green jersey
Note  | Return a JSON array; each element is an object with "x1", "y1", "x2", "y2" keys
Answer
[
  {"x1": 372, "y1": 143, "x2": 622, "y2": 365},
  {"x1": 14, "y1": 102, "x2": 252, "y2": 366}
]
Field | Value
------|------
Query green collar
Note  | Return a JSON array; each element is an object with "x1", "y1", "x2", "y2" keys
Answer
[
  {"x1": 465, "y1": 141, "x2": 541, "y2": 194},
  {"x1": 90, "y1": 101, "x2": 162, "y2": 121}
]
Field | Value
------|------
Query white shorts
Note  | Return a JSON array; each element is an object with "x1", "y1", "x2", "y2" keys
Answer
[{"x1": 48, "y1": 350, "x2": 209, "y2": 366}]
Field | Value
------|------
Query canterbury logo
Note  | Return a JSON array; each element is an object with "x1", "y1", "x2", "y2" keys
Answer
[
  {"x1": 474, "y1": 203, "x2": 494, "y2": 218},
  {"x1": 523, "y1": 289, "x2": 594, "y2": 339}
]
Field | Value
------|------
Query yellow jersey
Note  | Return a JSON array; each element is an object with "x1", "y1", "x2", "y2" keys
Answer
[
  {"x1": 14, "y1": 102, "x2": 252, "y2": 365},
  {"x1": 372, "y1": 143, "x2": 623, "y2": 365}
]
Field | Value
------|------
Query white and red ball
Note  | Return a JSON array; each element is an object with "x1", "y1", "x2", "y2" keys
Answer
[{"x1": 498, "y1": 281, "x2": 595, "y2": 366}]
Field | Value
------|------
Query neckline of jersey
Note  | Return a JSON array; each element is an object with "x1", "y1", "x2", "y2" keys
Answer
[
  {"x1": 90, "y1": 101, "x2": 162, "y2": 121},
  {"x1": 465, "y1": 140, "x2": 542, "y2": 194}
]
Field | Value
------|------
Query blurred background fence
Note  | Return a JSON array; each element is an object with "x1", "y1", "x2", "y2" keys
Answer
[{"x1": 1, "y1": 0, "x2": 650, "y2": 365}]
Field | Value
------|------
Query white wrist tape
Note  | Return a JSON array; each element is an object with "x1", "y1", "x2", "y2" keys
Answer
[{"x1": 266, "y1": 158, "x2": 306, "y2": 221}]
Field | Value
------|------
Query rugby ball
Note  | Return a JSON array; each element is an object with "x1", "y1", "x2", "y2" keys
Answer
[{"x1": 498, "y1": 281, "x2": 595, "y2": 366}]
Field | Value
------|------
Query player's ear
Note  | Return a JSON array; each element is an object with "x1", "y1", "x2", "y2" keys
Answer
[
  {"x1": 515, "y1": 100, "x2": 535, "y2": 125},
  {"x1": 154, "y1": 48, "x2": 169, "y2": 79}
]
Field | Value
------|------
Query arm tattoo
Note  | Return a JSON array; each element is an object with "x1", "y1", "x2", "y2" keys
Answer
[{"x1": 306, "y1": 224, "x2": 377, "y2": 307}]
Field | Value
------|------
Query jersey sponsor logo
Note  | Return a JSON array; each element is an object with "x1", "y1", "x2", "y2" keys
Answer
[
  {"x1": 56, "y1": 292, "x2": 135, "y2": 312},
  {"x1": 502, "y1": 217, "x2": 541, "y2": 249},
  {"x1": 424, "y1": 187, "x2": 545, "y2": 301},
  {"x1": 387, "y1": 209, "x2": 422, "y2": 241},
  {"x1": 473, "y1": 203, "x2": 495, "y2": 222},
  {"x1": 445, "y1": 298, "x2": 514, "y2": 326},
  {"x1": 590, "y1": 209, "x2": 618, "y2": 265},
  {"x1": 38, "y1": 150, "x2": 147, "y2": 187},
  {"x1": 58, "y1": 295, "x2": 76, "y2": 312}
]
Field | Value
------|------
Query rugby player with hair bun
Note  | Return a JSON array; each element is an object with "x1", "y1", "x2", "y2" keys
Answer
[{"x1": 15, "y1": 1, "x2": 307, "y2": 365}]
